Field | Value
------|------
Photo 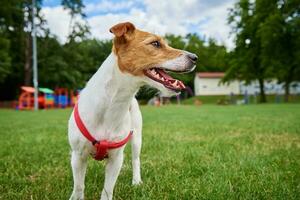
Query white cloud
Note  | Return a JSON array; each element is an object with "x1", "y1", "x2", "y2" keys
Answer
[
  {"x1": 41, "y1": 6, "x2": 86, "y2": 43},
  {"x1": 141, "y1": 0, "x2": 235, "y2": 48},
  {"x1": 41, "y1": 0, "x2": 235, "y2": 48},
  {"x1": 198, "y1": 1, "x2": 235, "y2": 49},
  {"x1": 41, "y1": 6, "x2": 71, "y2": 43},
  {"x1": 85, "y1": 0, "x2": 135, "y2": 13},
  {"x1": 87, "y1": 7, "x2": 179, "y2": 41}
]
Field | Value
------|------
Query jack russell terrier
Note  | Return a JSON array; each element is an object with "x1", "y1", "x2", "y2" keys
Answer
[{"x1": 68, "y1": 22, "x2": 198, "y2": 200}]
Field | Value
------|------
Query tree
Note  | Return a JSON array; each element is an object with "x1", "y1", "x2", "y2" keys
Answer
[
  {"x1": 226, "y1": 0, "x2": 300, "y2": 102},
  {"x1": 36, "y1": 36, "x2": 112, "y2": 89},
  {"x1": 258, "y1": 0, "x2": 300, "y2": 102},
  {"x1": 0, "y1": 0, "x2": 47, "y2": 99},
  {"x1": 0, "y1": 0, "x2": 29, "y2": 99},
  {"x1": 225, "y1": 0, "x2": 273, "y2": 102},
  {"x1": 200, "y1": 38, "x2": 229, "y2": 72},
  {"x1": 0, "y1": 32, "x2": 11, "y2": 82}
]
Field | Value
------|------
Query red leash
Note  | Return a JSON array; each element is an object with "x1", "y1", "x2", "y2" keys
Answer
[{"x1": 74, "y1": 104, "x2": 133, "y2": 160}]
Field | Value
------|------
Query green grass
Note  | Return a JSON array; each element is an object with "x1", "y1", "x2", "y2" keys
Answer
[
  {"x1": 1, "y1": 104, "x2": 300, "y2": 199},
  {"x1": 182, "y1": 95, "x2": 300, "y2": 105}
]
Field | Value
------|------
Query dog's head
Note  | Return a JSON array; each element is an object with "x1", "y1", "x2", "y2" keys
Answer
[{"x1": 110, "y1": 22, "x2": 197, "y2": 96}]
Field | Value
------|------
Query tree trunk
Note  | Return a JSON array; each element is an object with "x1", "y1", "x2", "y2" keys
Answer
[
  {"x1": 24, "y1": 33, "x2": 32, "y2": 86},
  {"x1": 258, "y1": 78, "x2": 267, "y2": 103},
  {"x1": 284, "y1": 65, "x2": 295, "y2": 103},
  {"x1": 284, "y1": 82, "x2": 290, "y2": 102}
]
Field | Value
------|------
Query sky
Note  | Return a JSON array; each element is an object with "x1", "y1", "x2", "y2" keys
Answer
[{"x1": 41, "y1": 0, "x2": 236, "y2": 49}]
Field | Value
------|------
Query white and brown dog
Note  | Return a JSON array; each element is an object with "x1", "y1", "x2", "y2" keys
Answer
[{"x1": 68, "y1": 22, "x2": 197, "y2": 200}]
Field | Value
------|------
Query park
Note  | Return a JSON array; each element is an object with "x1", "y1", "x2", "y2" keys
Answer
[
  {"x1": 1, "y1": 104, "x2": 300, "y2": 199},
  {"x1": 1, "y1": 0, "x2": 300, "y2": 199}
]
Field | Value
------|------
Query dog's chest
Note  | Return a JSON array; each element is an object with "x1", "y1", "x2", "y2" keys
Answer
[{"x1": 91, "y1": 109, "x2": 132, "y2": 141}]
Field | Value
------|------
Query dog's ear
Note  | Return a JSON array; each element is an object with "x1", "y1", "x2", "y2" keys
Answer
[{"x1": 109, "y1": 22, "x2": 135, "y2": 38}]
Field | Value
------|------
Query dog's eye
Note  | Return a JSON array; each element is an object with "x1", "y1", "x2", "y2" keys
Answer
[{"x1": 151, "y1": 41, "x2": 161, "y2": 48}]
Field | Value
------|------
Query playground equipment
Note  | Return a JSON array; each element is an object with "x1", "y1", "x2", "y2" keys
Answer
[
  {"x1": 17, "y1": 87, "x2": 81, "y2": 110},
  {"x1": 39, "y1": 88, "x2": 55, "y2": 108},
  {"x1": 18, "y1": 86, "x2": 56, "y2": 110},
  {"x1": 54, "y1": 88, "x2": 69, "y2": 108},
  {"x1": 18, "y1": 86, "x2": 35, "y2": 110}
]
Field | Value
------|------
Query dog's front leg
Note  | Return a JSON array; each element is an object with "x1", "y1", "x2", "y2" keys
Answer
[
  {"x1": 131, "y1": 127, "x2": 142, "y2": 185},
  {"x1": 69, "y1": 151, "x2": 88, "y2": 200},
  {"x1": 130, "y1": 99, "x2": 143, "y2": 185},
  {"x1": 100, "y1": 149, "x2": 124, "y2": 200}
]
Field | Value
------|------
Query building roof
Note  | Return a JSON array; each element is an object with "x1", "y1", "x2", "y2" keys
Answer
[
  {"x1": 197, "y1": 72, "x2": 225, "y2": 78},
  {"x1": 39, "y1": 87, "x2": 54, "y2": 94},
  {"x1": 21, "y1": 86, "x2": 35, "y2": 93},
  {"x1": 21, "y1": 86, "x2": 54, "y2": 94}
]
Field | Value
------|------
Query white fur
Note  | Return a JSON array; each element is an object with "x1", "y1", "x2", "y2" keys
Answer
[
  {"x1": 68, "y1": 52, "x2": 193, "y2": 200},
  {"x1": 68, "y1": 53, "x2": 143, "y2": 200},
  {"x1": 157, "y1": 55, "x2": 191, "y2": 71}
]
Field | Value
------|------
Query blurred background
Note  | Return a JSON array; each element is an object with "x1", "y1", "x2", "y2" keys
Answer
[{"x1": 0, "y1": 0, "x2": 299, "y2": 108}]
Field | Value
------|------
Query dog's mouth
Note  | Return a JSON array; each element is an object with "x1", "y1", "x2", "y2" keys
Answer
[{"x1": 143, "y1": 68, "x2": 186, "y2": 92}]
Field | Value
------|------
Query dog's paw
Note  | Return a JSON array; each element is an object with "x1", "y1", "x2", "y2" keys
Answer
[
  {"x1": 69, "y1": 192, "x2": 84, "y2": 200},
  {"x1": 132, "y1": 178, "x2": 143, "y2": 185}
]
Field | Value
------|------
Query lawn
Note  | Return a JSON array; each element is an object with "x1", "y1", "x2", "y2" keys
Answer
[{"x1": 1, "y1": 104, "x2": 300, "y2": 200}]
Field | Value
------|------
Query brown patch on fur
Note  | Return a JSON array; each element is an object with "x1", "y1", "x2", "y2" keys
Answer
[{"x1": 110, "y1": 22, "x2": 183, "y2": 76}]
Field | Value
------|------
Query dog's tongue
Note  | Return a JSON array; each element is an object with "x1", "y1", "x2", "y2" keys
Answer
[
  {"x1": 156, "y1": 69, "x2": 173, "y2": 80},
  {"x1": 156, "y1": 69, "x2": 186, "y2": 89}
]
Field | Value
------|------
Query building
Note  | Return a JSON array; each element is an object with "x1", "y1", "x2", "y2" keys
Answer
[
  {"x1": 194, "y1": 72, "x2": 239, "y2": 95},
  {"x1": 194, "y1": 72, "x2": 300, "y2": 96}
]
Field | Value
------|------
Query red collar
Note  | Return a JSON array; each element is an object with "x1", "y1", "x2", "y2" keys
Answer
[{"x1": 74, "y1": 104, "x2": 133, "y2": 160}]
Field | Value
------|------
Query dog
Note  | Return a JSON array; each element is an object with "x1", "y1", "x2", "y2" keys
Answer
[{"x1": 68, "y1": 22, "x2": 197, "y2": 200}]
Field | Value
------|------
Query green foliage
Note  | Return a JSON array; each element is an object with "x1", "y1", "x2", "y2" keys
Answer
[
  {"x1": 226, "y1": 0, "x2": 270, "y2": 102},
  {"x1": 0, "y1": 0, "x2": 27, "y2": 99},
  {"x1": 36, "y1": 36, "x2": 112, "y2": 89},
  {"x1": 1, "y1": 105, "x2": 300, "y2": 199},
  {"x1": 0, "y1": 0, "x2": 92, "y2": 100},
  {"x1": 258, "y1": 0, "x2": 300, "y2": 101},
  {"x1": 226, "y1": 0, "x2": 300, "y2": 102},
  {"x1": 0, "y1": 33, "x2": 11, "y2": 82}
]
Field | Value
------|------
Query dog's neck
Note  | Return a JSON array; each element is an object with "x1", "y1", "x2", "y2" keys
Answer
[{"x1": 78, "y1": 53, "x2": 142, "y2": 138}]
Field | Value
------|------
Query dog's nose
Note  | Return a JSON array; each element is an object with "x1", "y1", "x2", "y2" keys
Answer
[{"x1": 187, "y1": 53, "x2": 198, "y2": 63}]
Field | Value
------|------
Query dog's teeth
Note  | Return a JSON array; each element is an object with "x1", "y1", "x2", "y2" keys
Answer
[
  {"x1": 175, "y1": 80, "x2": 181, "y2": 88},
  {"x1": 174, "y1": 80, "x2": 179, "y2": 86}
]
